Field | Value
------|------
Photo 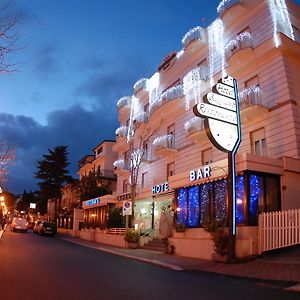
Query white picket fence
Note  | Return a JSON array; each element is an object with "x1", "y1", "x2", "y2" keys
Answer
[{"x1": 258, "y1": 209, "x2": 300, "y2": 254}]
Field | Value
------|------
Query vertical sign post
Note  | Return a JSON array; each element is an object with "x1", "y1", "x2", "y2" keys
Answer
[{"x1": 193, "y1": 75, "x2": 241, "y2": 261}]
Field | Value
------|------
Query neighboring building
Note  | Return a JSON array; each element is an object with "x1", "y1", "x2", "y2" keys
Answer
[
  {"x1": 61, "y1": 181, "x2": 80, "y2": 212},
  {"x1": 78, "y1": 140, "x2": 118, "y2": 226},
  {"x1": 113, "y1": 0, "x2": 300, "y2": 259}
]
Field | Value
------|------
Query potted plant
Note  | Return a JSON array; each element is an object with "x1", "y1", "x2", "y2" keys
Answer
[
  {"x1": 124, "y1": 229, "x2": 139, "y2": 249},
  {"x1": 204, "y1": 218, "x2": 229, "y2": 262}
]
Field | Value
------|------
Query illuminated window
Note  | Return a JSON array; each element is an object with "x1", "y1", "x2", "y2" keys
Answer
[
  {"x1": 251, "y1": 128, "x2": 267, "y2": 156},
  {"x1": 167, "y1": 162, "x2": 175, "y2": 177},
  {"x1": 202, "y1": 148, "x2": 212, "y2": 165}
]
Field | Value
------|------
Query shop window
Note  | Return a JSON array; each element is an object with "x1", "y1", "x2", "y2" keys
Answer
[
  {"x1": 249, "y1": 174, "x2": 264, "y2": 225},
  {"x1": 236, "y1": 175, "x2": 245, "y2": 224},
  {"x1": 167, "y1": 124, "x2": 176, "y2": 148},
  {"x1": 213, "y1": 180, "x2": 227, "y2": 222},
  {"x1": 202, "y1": 148, "x2": 212, "y2": 165},
  {"x1": 141, "y1": 172, "x2": 147, "y2": 189},
  {"x1": 177, "y1": 188, "x2": 188, "y2": 225},
  {"x1": 187, "y1": 186, "x2": 200, "y2": 227},
  {"x1": 167, "y1": 162, "x2": 175, "y2": 177},
  {"x1": 251, "y1": 128, "x2": 267, "y2": 156}
]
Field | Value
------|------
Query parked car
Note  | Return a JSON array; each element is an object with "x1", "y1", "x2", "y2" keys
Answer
[
  {"x1": 38, "y1": 221, "x2": 57, "y2": 237},
  {"x1": 33, "y1": 220, "x2": 42, "y2": 233},
  {"x1": 11, "y1": 217, "x2": 28, "y2": 233}
]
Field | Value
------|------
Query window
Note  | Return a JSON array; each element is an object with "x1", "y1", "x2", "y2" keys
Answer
[
  {"x1": 142, "y1": 140, "x2": 150, "y2": 161},
  {"x1": 202, "y1": 148, "x2": 212, "y2": 165},
  {"x1": 167, "y1": 124, "x2": 175, "y2": 148},
  {"x1": 141, "y1": 172, "x2": 148, "y2": 189},
  {"x1": 251, "y1": 128, "x2": 267, "y2": 156},
  {"x1": 167, "y1": 162, "x2": 175, "y2": 177},
  {"x1": 97, "y1": 147, "x2": 103, "y2": 156},
  {"x1": 123, "y1": 179, "x2": 128, "y2": 193}
]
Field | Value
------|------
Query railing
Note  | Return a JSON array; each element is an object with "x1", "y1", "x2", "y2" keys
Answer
[
  {"x1": 107, "y1": 228, "x2": 127, "y2": 235},
  {"x1": 117, "y1": 96, "x2": 131, "y2": 110},
  {"x1": 152, "y1": 134, "x2": 175, "y2": 150},
  {"x1": 140, "y1": 228, "x2": 155, "y2": 237},
  {"x1": 133, "y1": 78, "x2": 148, "y2": 94},
  {"x1": 217, "y1": 0, "x2": 242, "y2": 16},
  {"x1": 239, "y1": 85, "x2": 262, "y2": 109},
  {"x1": 184, "y1": 117, "x2": 205, "y2": 134},
  {"x1": 182, "y1": 26, "x2": 207, "y2": 48},
  {"x1": 107, "y1": 228, "x2": 136, "y2": 235},
  {"x1": 258, "y1": 209, "x2": 300, "y2": 254}
]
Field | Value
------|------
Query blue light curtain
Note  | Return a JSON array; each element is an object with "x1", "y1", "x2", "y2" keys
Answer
[
  {"x1": 236, "y1": 175, "x2": 245, "y2": 224},
  {"x1": 177, "y1": 188, "x2": 188, "y2": 224},
  {"x1": 187, "y1": 186, "x2": 199, "y2": 227}
]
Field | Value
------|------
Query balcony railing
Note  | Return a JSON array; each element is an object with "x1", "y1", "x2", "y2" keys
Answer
[
  {"x1": 239, "y1": 85, "x2": 268, "y2": 122},
  {"x1": 133, "y1": 78, "x2": 148, "y2": 95},
  {"x1": 153, "y1": 134, "x2": 177, "y2": 157},
  {"x1": 149, "y1": 85, "x2": 184, "y2": 116},
  {"x1": 225, "y1": 31, "x2": 253, "y2": 61},
  {"x1": 217, "y1": 0, "x2": 243, "y2": 17},
  {"x1": 117, "y1": 96, "x2": 131, "y2": 110},
  {"x1": 113, "y1": 159, "x2": 130, "y2": 175},
  {"x1": 182, "y1": 26, "x2": 207, "y2": 48}
]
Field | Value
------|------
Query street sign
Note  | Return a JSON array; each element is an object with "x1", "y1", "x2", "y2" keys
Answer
[{"x1": 122, "y1": 201, "x2": 132, "y2": 216}]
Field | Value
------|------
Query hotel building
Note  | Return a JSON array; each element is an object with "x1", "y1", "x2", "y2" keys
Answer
[{"x1": 113, "y1": 0, "x2": 300, "y2": 259}]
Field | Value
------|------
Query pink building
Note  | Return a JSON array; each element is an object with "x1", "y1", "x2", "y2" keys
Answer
[{"x1": 113, "y1": 0, "x2": 300, "y2": 259}]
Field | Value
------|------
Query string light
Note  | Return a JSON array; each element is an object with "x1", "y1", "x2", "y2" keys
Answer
[
  {"x1": 117, "y1": 96, "x2": 131, "y2": 109},
  {"x1": 161, "y1": 85, "x2": 184, "y2": 102},
  {"x1": 177, "y1": 188, "x2": 188, "y2": 225},
  {"x1": 217, "y1": 0, "x2": 240, "y2": 15},
  {"x1": 133, "y1": 78, "x2": 148, "y2": 94},
  {"x1": 182, "y1": 26, "x2": 206, "y2": 48},
  {"x1": 115, "y1": 126, "x2": 127, "y2": 137},
  {"x1": 113, "y1": 159, "x2": 125, "y2": 169},
  {"x1": 239, "y1": 85, "x2": 261, "y2": 107}
]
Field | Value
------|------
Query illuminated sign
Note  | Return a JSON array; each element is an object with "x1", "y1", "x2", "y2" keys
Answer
[
  {"x1": 29, "y1": 203, "x2": 36, "y2": 209},
  {"x1": 189, "y1": 165, "x2": 211, "y2": 182},
  {"x1": 152, "y1": 182, "x2": 169, "y2": 194},
  {"x1": 83, "y1": 197, "x2": 100, "y2": 208}
]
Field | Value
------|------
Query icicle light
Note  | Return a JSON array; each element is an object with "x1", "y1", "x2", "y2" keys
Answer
[
  {"x1": 183, "y1": 65, "x2": 208, "y2": 110},
  {"x1": 161, "y1": 85, "x2": 184, "y2": 102},
  {"x1": 152, "y1": 135, "x2": 173, "y2": 149},
  {"x1": 133, "y1": 78, "x2": 148, "y2": 94},
  {"x1": 115, "y1": 126, "x2": 127, "y2": 137},
  {"x1": 239, "y1": 85, "x2": 261, "y2": 107},
  {"x1": 268, "y1": 0, "x2": 295, "y2": 48},
  {"x1": 184, "y1": 117, "x2": 204, "y2": 133},
  {"x1": 182, "y1": 26, "x2": 206, "y2": 48},
  {"x1": 217, "y1": 0, "x2": 241, "y2": 16},
  {"x1": 117, "y1": 96, "x2": 131, "y2": 109},
  {"x1": 208, "y1": 19, "x2": 226, "y2": 86}
]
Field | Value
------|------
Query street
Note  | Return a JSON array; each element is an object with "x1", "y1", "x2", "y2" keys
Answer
[{"x1": 0, "y1": 229, "x2": 298, "y2": 300}]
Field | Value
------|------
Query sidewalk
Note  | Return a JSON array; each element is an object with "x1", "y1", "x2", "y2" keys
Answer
[{"x1": 58, "y1": 234, "x2": 300, "y2": 291}]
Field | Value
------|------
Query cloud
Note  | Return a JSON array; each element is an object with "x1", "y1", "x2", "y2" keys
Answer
[
  {"x1": 34, "y1": 44, "x2": 59, "y2": 78},
  {"x1": 0, "y1": 105, "x2": 118, "y2": 194}
]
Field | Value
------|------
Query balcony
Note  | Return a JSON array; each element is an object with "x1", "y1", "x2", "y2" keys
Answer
[
  {"x1": 225, "y1": 31, "x2": 253, "y2": 62},
  {"x1": 239, "y1": 86, "x2": 268, "y2": 122},
  {"x1": 113, "y1": 126, "x2": 129, "y2": 152},
  {"x1": 149, "y1": 84, "x2": 184, "y2": 116},
  {"x1": 182, "y1": 26, "x2": 207, "y2": 49},
  {"x1": 113, "y1": 159, "x2": 130, "y2": 175},
  {"x1": 153, "y1": 135, "x2": 178, "y2": 157},
  {"x1": 217, "y1": 0, "x2": 245, "y2": 18},
  {"x1": 133, "y1": 78, "x2": 148, "y2": 97},
  {"x1": 184, "y1": 117, "x2": 207, "y2": 143}
]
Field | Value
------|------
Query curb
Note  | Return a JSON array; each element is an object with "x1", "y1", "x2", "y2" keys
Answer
[{"x1": 60, "y1": 236, "x2": 183, "y2": 271}]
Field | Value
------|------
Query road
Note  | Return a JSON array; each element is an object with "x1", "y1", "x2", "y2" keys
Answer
[{"x1": 0, "y1": 229, "x2": 298, "y2": 300}]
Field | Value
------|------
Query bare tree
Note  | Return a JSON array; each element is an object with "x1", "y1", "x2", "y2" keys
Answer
[
  {"x1": 124, "y1": 119, "x2": 162, "y2": 226},
  {"x1": 0, "y1": 139, "x2": 15, "y2": 186},
  {"x1": 0, "y1": 0, "x2": 20, "y2": 73}
]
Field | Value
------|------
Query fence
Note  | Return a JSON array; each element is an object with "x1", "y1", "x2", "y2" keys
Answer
[{"x1": 258, "y1": 209, "x2": 300, "y2": 254}]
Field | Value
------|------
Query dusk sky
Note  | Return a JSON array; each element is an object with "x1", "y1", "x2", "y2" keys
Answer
[{"x1": 1, "y1": 0, "x2": 299, "y2": 194}]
